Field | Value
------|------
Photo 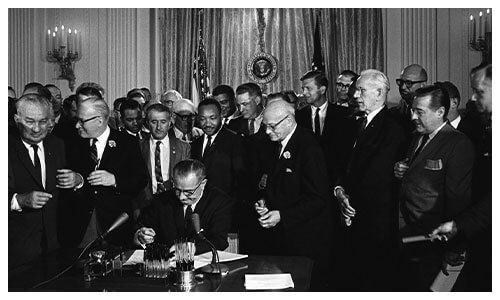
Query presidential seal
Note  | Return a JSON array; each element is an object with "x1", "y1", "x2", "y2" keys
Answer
[{"x1": 247, "y1": 52, "x2": 278, "y2": 84}]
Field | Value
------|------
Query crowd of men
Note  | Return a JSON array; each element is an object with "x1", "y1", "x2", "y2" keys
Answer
[{"x1": 8, "y1": 62, "x2": 491, "y2": 291}]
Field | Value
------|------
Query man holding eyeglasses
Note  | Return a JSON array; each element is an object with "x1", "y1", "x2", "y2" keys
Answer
[
  {"x1": 257, "y1": 99, "x2": 332, "y2": 290},
  {"x1": 135, "y1": 159, "x2": 232, "y2": 254},
  {"x1": 58, "y1": 96, "x2": 148, "y2": 248},
  {"x1": 170, "y1": 98, "x2": 203, "y2": 143},
  {"x1": 390, "y1": 64, "x2": 428, "y2": 136}
]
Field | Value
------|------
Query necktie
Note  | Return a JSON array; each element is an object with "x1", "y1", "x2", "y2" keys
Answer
[
  {"x1": 314, "y1": 107, "x2": 321, "y2": 136},
  {"x1": 31, "y1": 144, "x2": 42, "y2": 182},
  {"x1": 277, "y1": 143, "x2": 283, "y2": 159},
  {"x1": 249, "y1": 119, "x2": 255, "y2": 135},
  {"x1": 356, "y1": 114, "x2": 367, "y2": 140},
  {"x1": 410, "y1": 134, "x2": 429, "y2": 164},
  {"x1": 155, "y1": 141, "x2": 165, "y2": 193},
  {"x1": 203, "y1": 135, "x2": 212, "y2": 158},
  {"x1": 185, "y1": 205, "x2": 193, "y2": 233},
  {"x1": 90, "y1": 138, "x2": 98, "y2": 167}
]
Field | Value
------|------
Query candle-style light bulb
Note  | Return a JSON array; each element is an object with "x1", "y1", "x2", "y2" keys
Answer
[
  {"x1": 55, "y1": 26, "x2": 58, "y2": 32},
  {"x1": 61, "y1": 25, "x2": 65, "y2": 30}
]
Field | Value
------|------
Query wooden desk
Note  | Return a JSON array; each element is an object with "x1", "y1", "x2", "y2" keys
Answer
[{"x1": 9, "y1": 249, "x2": 313, "y2": 292}]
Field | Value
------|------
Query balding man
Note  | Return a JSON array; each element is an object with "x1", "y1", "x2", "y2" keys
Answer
[
  {"x1": 60, "y1": 96, "x2": 148, "y2": 248},
  {"x1": 160, "y1": 89, "x2": 183, "y2": 110},
  {"x1": 9, "y1": 94, "x2": 69, "y2": 268},
  {"x1": 256, "y1": 99, "x2": 332, "y2": 290},
  {"x1": 335, "y1": 69, "x2": 408, "y2": 291},
  {"x1": 390, "y1": 64, "x2": 428, "y2": 136}
]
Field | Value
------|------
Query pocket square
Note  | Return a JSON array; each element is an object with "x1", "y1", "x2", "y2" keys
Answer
[
  {"x1": 285, "y1": 168, "x2": 293, "y2": 173},
  {"x1": 424, "y1": 159, "x2": 442, "y2": 170}
]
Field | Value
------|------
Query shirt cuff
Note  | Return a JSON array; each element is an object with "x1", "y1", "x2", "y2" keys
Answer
[
  {"x1": 11, "y1": 193, "x2": 22, "y2": 212},
  {"x1": 74, "y1": 173, "x2": 84, "y2": 191}
]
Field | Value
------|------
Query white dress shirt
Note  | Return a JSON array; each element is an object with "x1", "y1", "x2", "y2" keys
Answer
[
  {"x1": 202, "y1": 126, "x2": 222, "y2": 154},
  {"x1": 149, "y1": 135, "x2": 170, "y2": 194},
  {"x1": 92, "y1": 126, "x2": 111, "y2": 164},
  {"x1": 449, "y1": 115, "x2": 461, "y2": 129},
  {"x1": 279, "y1": 124, "x2": 297, "y2": 157}
]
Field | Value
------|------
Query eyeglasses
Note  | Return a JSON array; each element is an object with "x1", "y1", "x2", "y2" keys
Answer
[
  {"x1": 263, "y1": 115, "x2": 289, "y2": 131},
  {"x1": 76, "y1": 115, "x2": 101, "y2": 125},
  {"x1": 396, "y1": 79, "x2": 426, "y2": 89},
  {"x1": 336, "y1": 82, "x2": 352, "y2": 89},
  {"x1": 174, "y1": 112, "x2": 195, "y2": 121},
  {"x1": 173, "y1": 180, "x2": 204, "y2": 197}
]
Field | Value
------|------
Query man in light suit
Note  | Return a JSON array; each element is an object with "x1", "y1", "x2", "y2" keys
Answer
[
  {"x1": 256, "y1": 99, "x2": 332, "y2": 290},
  {"x1": 334, "y1": 69, "x2": 408, "y2": 291},
  {"x1": 60, "y1": 96, "x2": 148, "y2": 248},
  {"x1": 137, "y1": 103, "x2": 190, "y2": 219},
  {"x1": 395, "y1": 85, "x2": 475, "y2": 291},
  {"x1": 8, "y1": 94, "x2": 71, "y2": 269}
]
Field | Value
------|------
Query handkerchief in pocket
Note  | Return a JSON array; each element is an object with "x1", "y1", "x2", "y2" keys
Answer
[
  {"x1": 285, "y1": 168, "x2": 293, "y2": 173},
  {"x1": 424, "y1": 159, "x2": 442, "y2": 170}
]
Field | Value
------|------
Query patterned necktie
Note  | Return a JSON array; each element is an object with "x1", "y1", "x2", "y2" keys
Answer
[
  {"x1": 410, "y1": 134, "x2": 429, "y2": 164},
  {"x1": 31, "y1": 144, "x2": 42, "y2": 182},
  {"x1": 90, "y1": 138, "x2": 98, "y2": 167},
  {"x1": 203, "y1": 135, "x2": 212, "y2": 158},
  {"x1": 155, "y1": 141, "x2": 165, "y2": 193},
  {"x1": 356, "y1": 114, "x2": 367, "y2": 140},
  {"x1": 249, "y1": 119, "x2": 255, "y2": 135},
  {"x1": 314, "y1": 107, "x2": 321, "y2": 136}
]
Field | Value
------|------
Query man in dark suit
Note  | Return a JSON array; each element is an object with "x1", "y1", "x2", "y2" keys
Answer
[
  {"x1": 395, "y1": 85, "x2": 475, "y2": 291},
  {"x1": 212, "y1": 84, "x2": 241, "y2": 127},
  {"x1": 256, "y1": 99, "x2": 332, "y2": 290},
  {"x1": 135, "y1": 159, "x2": 232, "y2": 254},
  {"x1": 296, "y1": 70, "x2": 354, "y2": 191},
  {"x1": 8, "y1": 94, "x2": 73, "y2": 269},
  {"x1": 334, "y1": 69, "x2": 408, "y2": 291},
  {"x1": 119, "y1": 99, "x2": 148, "y2": 141},
  {"x1": 430, "y1": 64, "x2": 492, "y2": 291},
  {"x1": 136, "y1": 104, "x2": 190, "y2": 219},
  {"x1": 191, "y1": 98, "x2": 249, "y2": 231},
  {"x1": 60, "y1": 96, "x2": 148, "y2": 248}
]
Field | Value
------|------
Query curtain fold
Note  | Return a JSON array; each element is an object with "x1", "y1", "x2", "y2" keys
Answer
[{"x1": 159, "y1": 8, "x2": 384, "y2": 102}]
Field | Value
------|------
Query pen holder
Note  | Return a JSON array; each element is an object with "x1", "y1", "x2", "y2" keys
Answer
[
  {"x1": 176, "y1": 270, "x2": 196, "y2": 288},
  {"x1": 143, "y1": 243, "x2": 171, "y2": 278}
]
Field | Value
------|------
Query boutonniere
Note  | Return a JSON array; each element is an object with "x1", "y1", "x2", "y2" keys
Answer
[
  {"x1": 283, "y1": 151, "x2": 291, "y2": 159},
  {"x1": 108, "y1": 140, "x2": 117, "y2": 148}
]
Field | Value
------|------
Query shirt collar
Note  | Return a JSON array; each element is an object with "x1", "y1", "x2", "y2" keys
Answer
[
  {"x1": 449, "y1": 115, "x2": 461, "y2": 129},
  {"x1": 93, "y1": 126, "x2": 111, "y2": 145},
  {"x1": 21, "y1": 138, "x2": 44, "y2": 152},
  {"x1": 205, "y1": 126, "x2": 222, "y2": 142},
  {"x1": 428, "y1": 121, "x2": 447, "y2": 140},
  {"x1": 150, "y1": 134, "x2": 170, "y2": 145},
  {"x1": 366, "y1": 105, "x2": 385, "y2": 127},
  {"x1": 281, "y1": 123, "x2": 297, "y2": 151}
]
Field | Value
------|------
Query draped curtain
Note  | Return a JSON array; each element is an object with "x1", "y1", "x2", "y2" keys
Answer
[{"x1": 159, "y1": 8, "x2": 383, "y2": 102}]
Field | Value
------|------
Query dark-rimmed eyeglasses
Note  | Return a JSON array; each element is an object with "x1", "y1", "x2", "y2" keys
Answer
[
  {"x1": 336, "y1": 82, "x2": 352, "y2": 89},
  {"x1": 76, "y1": 115, "x2": 101, "y2": 125},
  {"x1": 173, "y1": 180, "x2": 204, "y2": 197},
  {"x1": 174, "y1": 112, "x2": 195, "y2": 121},
  {"x1": 263, "y1": 115, "x2": 289, "y2": 131},
  {"x1": 396, "y1": 79, "x2": 426, "y2": 89}
]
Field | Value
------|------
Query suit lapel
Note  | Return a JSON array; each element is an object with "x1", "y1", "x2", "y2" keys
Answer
[
  {"x1": 140, "y1": 138, "x2": 152, "y2": 175},
  {"x1": 99, "y1": 130, "x2": 116, "y2": 168},
  {"x1": 14, "y1": 137, "x2": 44, "y2": 190},
  {"x1": 44, "y1": 139, "x2": 56, "y2": 193},
  {"x1": 408, "y1": 123, "x2": 454, "y2": 169},
  {"x1": 270, "y1": 129, "x2": 297, "y2": 183}
]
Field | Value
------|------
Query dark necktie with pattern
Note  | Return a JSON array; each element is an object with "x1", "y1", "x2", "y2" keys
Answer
[
  {"x1": 248, "y1": 119, "x2": 255, "y2": 135},
  {"x1": 155, "y1": 141, "x2": 165, "y2": 193},
  {"x1": 90, "y1": 138, "x2": 98, "y2": 167},
  {"x1": 314, "y1": 107, "x2": 321, "y2": 136},
  {"x1": 410, "y1": 134, "x2": 429, "y2": 165}
]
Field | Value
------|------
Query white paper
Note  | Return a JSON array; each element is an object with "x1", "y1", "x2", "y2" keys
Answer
[
  {"x1": 123, "y1": 249, "x2": 144, "y2": 266},
  {"x1": 244, "y1": 273, "x2": 294, "y2": 290}
]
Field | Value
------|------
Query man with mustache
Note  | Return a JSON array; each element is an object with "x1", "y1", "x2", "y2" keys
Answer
[{"x1": 394, "y1": 84, "x2": 475, "y2": 291}]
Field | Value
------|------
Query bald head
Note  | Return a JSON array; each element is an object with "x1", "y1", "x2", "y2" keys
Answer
[
  {"x1": 401, "y1": 64, "x2": 428, "y2": 82},
  {"x1": 398, "y1": 64, "x2": 428, "y2": 103},
  {"x1": 263, "y1": 100, "x2": 296, "y2": 142}
]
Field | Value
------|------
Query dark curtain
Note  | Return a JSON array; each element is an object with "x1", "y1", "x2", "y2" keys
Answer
[{"x1": 159, "y1": 8, "x2": 384, "y2": 102}]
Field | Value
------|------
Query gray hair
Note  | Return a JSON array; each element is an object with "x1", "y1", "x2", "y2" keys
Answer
[
  {"x1": 16, "y1": 93, "x2": 53, "y2": 117},
  {"x1": 360, "y1": 69, "x2": 390, "y2": 97},
  {"x1": 79, "y1": 96, "x2": 110, "y2": 120}
]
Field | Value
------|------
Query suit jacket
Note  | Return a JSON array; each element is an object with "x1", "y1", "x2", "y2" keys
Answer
[
  {"x1": 61, "y1": 128, "x2": 148, "y2": 247},
  {"x1": 264, "y1": 126, "x2": 332, "y2": 261},
  {"x1": 137, "y1": 135, "x2": 190, "y2": 210},
  {"x1": 138, "y1": 185, "x2": 232, "y2": 254},
  {"x1": 296, "y1": 103, "x2": 355, "y2": 186},
  {"x1": 8, "y1": 133, "x2": 65, "y2": 268},
  {"x1": 400, "y1": 123, "x2": 475, "y2": 235},
  {"x1": 341, "y1": 106, "x2": 408, "y2": 241},
  {"x1": 389, "y1": 100, "x2": 415, "y2": 139}
]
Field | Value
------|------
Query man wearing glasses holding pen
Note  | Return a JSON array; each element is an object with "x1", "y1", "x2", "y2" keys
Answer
[
  {"x1": 58, "y1": 96, "x2": 148, "y2": 249},
  {"x1": 135, "y1": 159, "x2": 232, "y2": 254},
  {"x1": 390, "y1": 64, "x2": 428, "y2": 137}
]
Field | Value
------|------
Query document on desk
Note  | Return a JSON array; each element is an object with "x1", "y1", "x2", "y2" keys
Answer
[
  {"x1": 194, "y1": 251, "x2": 248, "y2": 269},
  {"x1": 244, "y1": 274, "x2": 294, "y2": 290}
]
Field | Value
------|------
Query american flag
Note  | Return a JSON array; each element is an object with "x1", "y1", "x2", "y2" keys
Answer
[{"x1": 191, "y1": 9, "x2": 210, "y2": 109}]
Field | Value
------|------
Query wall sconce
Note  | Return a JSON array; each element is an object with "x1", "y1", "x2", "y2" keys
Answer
[
  {"x1": 46, "y1": 25, "x2": 82, "y2": 91},
  {"x1": 469, "y1": 9, "x2": 492, "y2": 64}
]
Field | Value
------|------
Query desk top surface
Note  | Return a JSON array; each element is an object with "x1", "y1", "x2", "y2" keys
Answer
[{"x1": 9, "y1": 249, "x2": 313, "y2": 292}]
